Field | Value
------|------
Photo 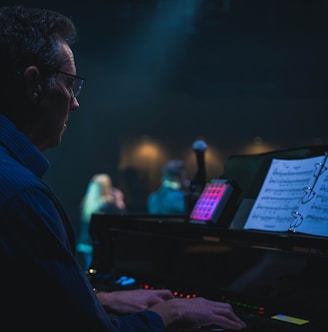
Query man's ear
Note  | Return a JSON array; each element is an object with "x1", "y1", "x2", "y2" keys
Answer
[{"x1": 24, "y1": 66, "x2": 42, "y2": 104}]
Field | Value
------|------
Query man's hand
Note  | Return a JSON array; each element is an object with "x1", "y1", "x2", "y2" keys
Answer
[
  {"x1": 97, "y1": 288, "x2": 174, "y2": 315},
  {"x1": 150, "y1": 297, "x2": 247, "y2": 330}
]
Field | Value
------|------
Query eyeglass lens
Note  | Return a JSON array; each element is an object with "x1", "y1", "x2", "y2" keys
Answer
[
  {"x1": 71, "y1": 78, "x2": 84, "y2": 97},
  {"x1": 54, "y1": 71, "x2": 85, "y2": 98}
]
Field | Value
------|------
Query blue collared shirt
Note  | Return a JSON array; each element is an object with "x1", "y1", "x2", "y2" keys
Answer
[{"x1": 0, "y1": 114, "x2": 164, "y2": 331}]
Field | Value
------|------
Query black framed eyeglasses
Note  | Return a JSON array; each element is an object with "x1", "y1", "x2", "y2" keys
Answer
[{"x1": 55, "y1": 71, "x2": 86, "y2": 98}]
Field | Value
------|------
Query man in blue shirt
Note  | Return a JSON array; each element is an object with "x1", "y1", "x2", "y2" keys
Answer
[{"x1": 0, "y1": 5, "x2": 246, "y2": 332}]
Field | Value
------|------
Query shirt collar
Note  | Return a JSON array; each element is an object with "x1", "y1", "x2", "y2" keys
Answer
[{"x1": 0, "y1": 114, "x2": 49, "y2": 178}]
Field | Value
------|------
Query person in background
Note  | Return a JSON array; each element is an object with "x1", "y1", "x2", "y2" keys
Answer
[
  {"x1": 113, "y1": 186, "x2": 126, "y2": 210},
  {"x1": 76, "y1": 173, "x2": 126, "y2": 270},
  {"x1": 147, "y1": 160, "x2": 189, "y2": 215},
  {"x1": 0, "y1": 5, "x2": 246, "y2": 331}
]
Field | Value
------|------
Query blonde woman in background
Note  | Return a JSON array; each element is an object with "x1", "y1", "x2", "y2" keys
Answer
[{"x1": 76, "y1": 173, "x2": 126, "y2": 270}]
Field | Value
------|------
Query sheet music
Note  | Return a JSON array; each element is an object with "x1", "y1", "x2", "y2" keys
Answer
[{"x1": 244, "y1": 155, "x2": 328, "y2": 237}]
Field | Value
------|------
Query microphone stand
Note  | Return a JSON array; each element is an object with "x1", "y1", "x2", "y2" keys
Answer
[{"x1": 186, "y1": 139, "x2": 208, "y2": 215}]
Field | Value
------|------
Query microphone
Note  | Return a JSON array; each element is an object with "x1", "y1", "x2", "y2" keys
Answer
[{"x1": 192, "y1": 139, "x2": 207, "y2": 191}]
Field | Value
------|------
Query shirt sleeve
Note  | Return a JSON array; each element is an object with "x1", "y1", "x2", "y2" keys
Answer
[{"x1": 0, "y1": 186, "x2": 165, "y2": 332}]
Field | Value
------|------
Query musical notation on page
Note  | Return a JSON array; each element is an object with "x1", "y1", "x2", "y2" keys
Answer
[{"x1": 244, "y1": 153, "x2": 328, "y2": 237}]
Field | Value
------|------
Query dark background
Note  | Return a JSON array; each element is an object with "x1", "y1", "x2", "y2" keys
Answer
[{"x1": 2, "y1": 0, "x2": 328, "y2": 233}]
